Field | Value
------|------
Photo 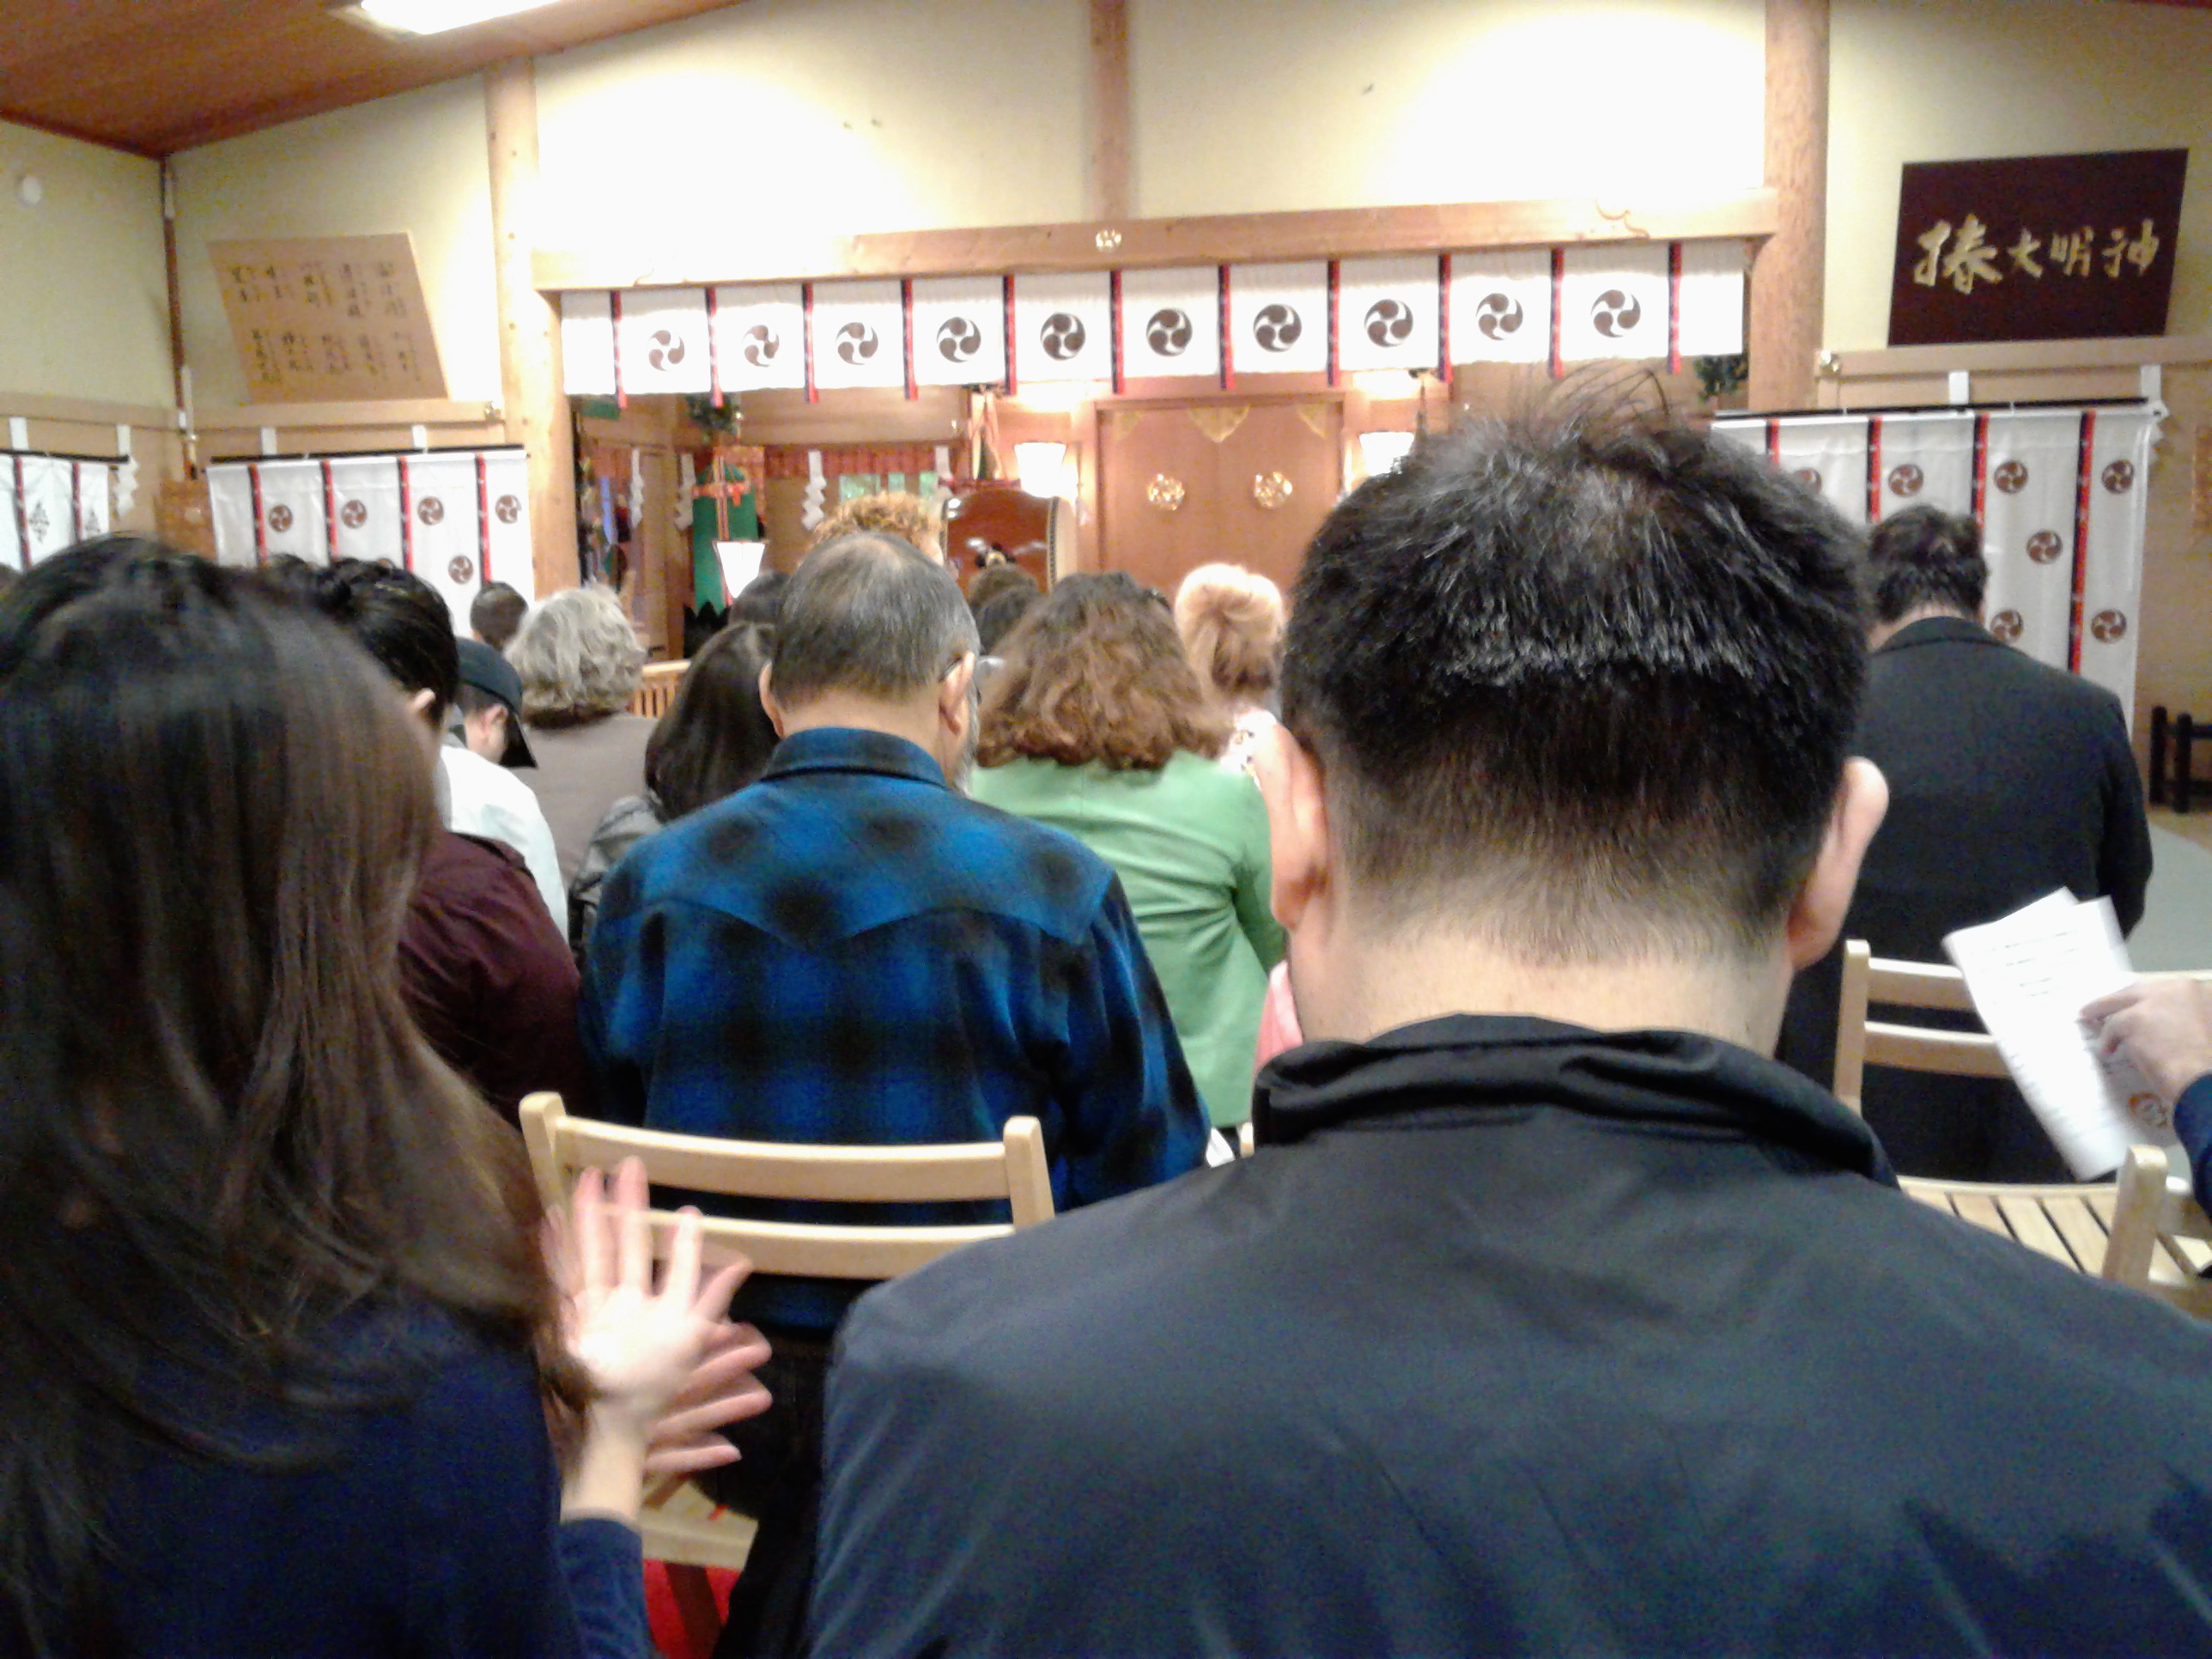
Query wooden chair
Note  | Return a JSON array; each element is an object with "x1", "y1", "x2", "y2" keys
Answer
[
  {"x1": 2101, "y1": 1143, "x2": 2212, "y2": 1316},
  {"x1": 518, "y1": 1091, "x2": 1054, "y2": 1649},
  {"x1": 629, "y1": 659, "x2": 686, "y2": 719},
  {"x1": 1832, "y1": 939, "x2": 2125, "y2": 1273}
]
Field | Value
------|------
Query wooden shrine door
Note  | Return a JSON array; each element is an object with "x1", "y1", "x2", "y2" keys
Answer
[{"x1": 1097, "y1": 397, "x2": 1340, "y2": 595}]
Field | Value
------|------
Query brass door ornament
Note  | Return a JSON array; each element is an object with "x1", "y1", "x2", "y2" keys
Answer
[
  {"x1": 1253, "y1": 471, "x2": 1294, "y2": 510},
  {"x1": 1147, "y1": 473, "x2": 1186, "y2": 513}
]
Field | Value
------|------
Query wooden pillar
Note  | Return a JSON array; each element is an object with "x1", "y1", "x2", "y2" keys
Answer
[
  {"x1": 1088, "y1": 0, "x2": 1132, "y2": 222},
  {"x1": 1748, "y1": 0, "x2": 1828, "y2": 412},
  {"x1": 485, "y1": 58, "x2": 579, "y2": 594}
]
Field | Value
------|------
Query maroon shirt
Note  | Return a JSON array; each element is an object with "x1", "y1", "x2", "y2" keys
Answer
[{"x1": 399, "y1": 830, "x2": 594, "y2": 1123}]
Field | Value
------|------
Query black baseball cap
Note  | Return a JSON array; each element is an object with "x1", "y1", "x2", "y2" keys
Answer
[{"x1": 455, "y1": 637, "x2": 536, "y2": 769}]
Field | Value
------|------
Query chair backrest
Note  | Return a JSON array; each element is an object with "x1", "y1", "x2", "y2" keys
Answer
[
  {"x1": 1832, "y1": 939, "x2": 2009, "y2": 1114},
  {"x1": 2100, "y1": 1143, "x2": 2212, "y2": 1316},
  {"x1": 629, "y1": 659, "x2": 688, "y2": 720},
  {"x1": 519, "y1": 1091, "x2": 1054, "y2": 1279}
]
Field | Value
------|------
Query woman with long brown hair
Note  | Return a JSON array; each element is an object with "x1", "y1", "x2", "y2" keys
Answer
[
  {"x1": 972, "y1": 573, "x2": 1285, "y2": 1132},
  {"x1": 0, "y1": 543, "x2": 766, "y2": 1657}
]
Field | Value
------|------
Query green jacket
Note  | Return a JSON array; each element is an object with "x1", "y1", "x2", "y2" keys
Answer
[{"x1": 972, "y1": 751, "x2": 1285, "y2": 1127}]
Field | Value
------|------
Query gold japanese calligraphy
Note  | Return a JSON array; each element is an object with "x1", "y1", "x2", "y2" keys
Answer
[
  {"x1": 1912, "y1": 214, "x2": 2164, "y2": 297},
  {"x1": 210, "y1": 234, "x2": 447, "y2": 402}
]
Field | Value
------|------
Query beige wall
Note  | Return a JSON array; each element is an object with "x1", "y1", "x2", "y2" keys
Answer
[
  {"x1": 1828, "y1": 0, "x2": 2212, "y2": 351},
  {"x1": 168, "y1": 78, "x2": 501, "y2": 415},
  {"x1": 0, "y1": 119, "x2": 169, "y2": 408},
  {"x1": 1131, "y1": 0, "x2": 1764, "y2": 218}
]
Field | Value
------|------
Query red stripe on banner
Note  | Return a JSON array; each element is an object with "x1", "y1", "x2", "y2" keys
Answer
[
  {"x1": 70, "y1": 462, "x2": 82, "y2": 543},
  {"x1": 1326, "y1": 259, "x2": 1340, "y2": 389},
  {"x1": 2070, "y1": 410, "x2": 2097, "y2": 672},
  {"x1": 609, "y1": 291, "x2": 627, "y2": 410},
  {"x1": 1866, "y1": 415, "x2": 1884, "y2": 524},
  {"x1": 1667, "y1": 242, "x2": 1683, "y2": 374},
  {"x1": 320, "y1": 459, "x2": 338, "y2": 562},
  {"x1": 10, "y1": 456, "x2": 25, "y2": 565},
  {"x1": 901, "y1": 279, "x2": 917, "y2": 401},
  {"x1": 1219, "y1": 265, "x2": 1234, "y2": 392},
  {"x1": 397, "y1": 457, "x2": 415, "y2": 572},
  {"x1": 1548, "y1": 249, "x2": 1565, "y2": 380},
  {"x1": 801, "y1": 283, "x2": 818, "y2": 404},
  {"x1": 476, "y1": 453, "x2": 491, "y2": 587},
  {"x1": 248, "y1": 463, "x2": 267, "y2": 565},
  {"x1": 1971, "y1": 413, "x2": 1990, "y2": 527},
  {"x1": 1437, "y1": 253, "x2": 1454, "y2": 382},
  {"x1": 1765, "y1": 419, "x2": 1779, "y2": 468},
  {"x1": 1002, "y1": 275, "x2": 1018, "y2": 395},
  {"x1": 706, "y1": 286, "x2": 724, "y2": 408},
  {"x1": 1109, "y1": 269, "x2": 1125, "y2": 395}
]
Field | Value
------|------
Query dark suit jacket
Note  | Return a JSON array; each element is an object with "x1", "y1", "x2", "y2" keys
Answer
[
  {"x1": 811, "y1": 1020, "x2": 2212, "y2": 1658},
  {"x1": 1780, "y1": 616, "x2": 2152, "y2": 1179}
]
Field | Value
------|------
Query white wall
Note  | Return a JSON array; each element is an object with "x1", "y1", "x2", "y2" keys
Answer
[
  {"x1": 168, "y1": 78, "x2": 501, "y2": 414},
  {"x1": 0, "y1": 118, "x2": 170, "y2": 407},
  {"x1": 1828, "y1": 0, "x2": 2212, "y2": 350},
  {"x1": 1131, "y1": 0, "x2": 1765, "y2": 217}
]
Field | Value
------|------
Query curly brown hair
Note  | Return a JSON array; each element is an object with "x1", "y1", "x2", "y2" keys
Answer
[
  {"x1": 978, "y1": 572, "x2": 1231, "y2": 770},
  {"x1": 810, "y1": 492, "x2": 943, "y2": 561}
]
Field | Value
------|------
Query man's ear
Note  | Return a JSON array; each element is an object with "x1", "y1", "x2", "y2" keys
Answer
[
  {"x1": 758, "y1": 663, "x2": 789, "y2": 738},
  {"x1": 404, "y1": 686, "x2": 439, "y2": 728},
  {"x1": 1253, "y1": 722, "x2": 1331, "y2": 933},
  {"x1": 939, "y1": 653, "x2": 976, "y2": 735},
  {"x1": 1784, "y1": 758, "x2": 1889, "y2": 970}
]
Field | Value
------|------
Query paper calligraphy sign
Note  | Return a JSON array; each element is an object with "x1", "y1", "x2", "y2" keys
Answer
[
  {"x1": 1888, "y1": 150, "x2": 2186, "y2": 346},
  {"x1": 210, "y1": 234, "x2": 448, "y2": 401}
]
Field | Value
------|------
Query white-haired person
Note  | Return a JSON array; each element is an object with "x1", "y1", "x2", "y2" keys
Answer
[
  {"x1": 1173, "y1": 562, "x2": 1285, "y2": 774},
  {"x1": 508, "y1": 586, "x2": 654, "y2": 886}
]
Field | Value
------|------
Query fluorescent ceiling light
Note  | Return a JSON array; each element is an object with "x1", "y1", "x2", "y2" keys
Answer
[{"x1": 337, "y1": 0, "x2": 565, "y2": 38}]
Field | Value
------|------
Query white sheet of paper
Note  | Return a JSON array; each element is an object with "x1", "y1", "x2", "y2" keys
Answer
[
  {"x1": 715, "y1": 539, "x2": 766, "y2": 601},
  {"x1": 1942, "y1": 891, "x2": 2177, "y2": 1178}
]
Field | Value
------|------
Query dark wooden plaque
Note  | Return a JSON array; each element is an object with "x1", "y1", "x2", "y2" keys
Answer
[{"x1": 1887, "y1": 149, "x2": 2187, "y2": 346}]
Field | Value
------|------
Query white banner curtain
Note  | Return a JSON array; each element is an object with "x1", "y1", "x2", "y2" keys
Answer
[
  {"x1": 1775, "y1": 416, "x2": 1872, "y2": 527},
  {"x1": 713, "y1": 283, "x2": 807, "y2": 394},
  {"x1": 1870, "y1": 410, "x2": 1977, "y2": 522},
  {"x1": 401, "y1": 451, "x2": 488, "y2": 634},
  {"x1": 617, "y1": 287, "x2": 713, "y2": 398},
  {"x1": 1674, "y1": 240, "x2": 1747, "y2": 359},
  {"x1": 0, "y1": 458, "x2": 23, "y2": 570},
  {"x1": 254, "y1": 459, "x2": 331, "y2": 564},
  {"x1": 16, "y1": 456, "x2": 73, "y2": 563},
  {"x1": 1012, "y1": 270, "x2": 1113, "y2": 386},
  {"x1": 810, "y1": 280, "x2": 906, "y2": 392},
  {"x1": 910, "y1": 276, "x2": 1006, "y2": 388},
  {"x1": 1337, "y1": 255, "x2": 1441, "y2": 374},
  {"x1": 1559, "y1": 244, "x2": 1670, "y2": 363},
  {"x1": 207, "y1": 463, "x2": 257, "y2": 566},
  {"x1": 2078, "y1": 408, "x2": 2158, "y2": 717},
  {"x1": 1979, "y1": 410, "x2": 2084, "y2": 672},
  {"x1": 1118, "y1": 266, "x2": 1220, "y2": 380},
  {"x1": 1227, "y1": 261, "x2": 1329, "y2": 376},
  {"x1": 326, "y1": 455, "x2": 405, "y2": 566},
  {"x1": 559, "y1": 292, "x2": 617, "y2": 397},
  {"x1": 480, "y1": 448, "x2": 535, "y2": 601},
  {"x1": 1447, "y1": 251, "x2": 1553, "y2": 365}
]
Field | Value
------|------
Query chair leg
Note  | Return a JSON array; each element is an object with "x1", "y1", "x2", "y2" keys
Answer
[
  {"x1": 2179, "y1": 714, "x2": 2196, "y2": 816},
  {"x1": 2149, "y1": 705, "x2": 2168, "y2": 806},
  {"x1": 667, "y1": 1564, "x2": 724, "y2": 1659}
]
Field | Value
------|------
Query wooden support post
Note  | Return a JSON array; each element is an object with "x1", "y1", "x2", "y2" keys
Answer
[
  {"x1": 1748, "y1": 0, "x2": 1828, "y2": 412},
  {"x1": 1088, "y1": 0, "x2": 1132, "y2": 222},
  {"x1": 486, "y1": 58, "x2": 579, "y2": 595}
]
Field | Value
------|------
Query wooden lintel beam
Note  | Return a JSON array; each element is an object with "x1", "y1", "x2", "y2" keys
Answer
[
  {"x1": 0, "y1": 392, "x2": 178, "y2": 428},
  {"x1": 1824, "y1": 334, "x2": 2212, "y2": 377},
  {"x1": 197, "y1": 398, "x2": 501, "y2": 431},
  {"x1": 531, "y1": 191, "x2": 1781, "y2": 292}
]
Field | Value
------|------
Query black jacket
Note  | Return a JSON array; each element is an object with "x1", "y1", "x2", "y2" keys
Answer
[
  {"x1": 1781, "y1": 616, "x2": 2153, "y2": 1179},
  {"x1": 813, "y1": 1018, "x2": 2212, "y2": 1657}
]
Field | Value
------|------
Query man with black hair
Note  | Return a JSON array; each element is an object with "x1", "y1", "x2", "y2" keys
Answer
[
  {"x1": 809, "y1": 415, "x2": 2212, "y2": 1658},
  {"x1": 1779, "y1": 502, "x2": 2151, "y2": 1182},
  {"x1": 468, "y1": 579, "x2": 528, "y2": 652},
  {"x1": 297, "y1": 559, "x2": 592, "y2": 1123},
  {"x1": 583, "y1": 531, "x2": 1205, "y2": 1658}
]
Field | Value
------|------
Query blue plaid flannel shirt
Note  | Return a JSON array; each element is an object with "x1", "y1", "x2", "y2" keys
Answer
[{"x1": 580, "y1": 726, "x2": 1209, "y2": 1330}]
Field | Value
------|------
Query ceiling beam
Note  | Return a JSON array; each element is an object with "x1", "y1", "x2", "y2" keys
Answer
[{"x1": 532, "y1": 190, "x2": 1781, "y2": 292}]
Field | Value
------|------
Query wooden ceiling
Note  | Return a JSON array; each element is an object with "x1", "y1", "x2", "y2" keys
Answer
[{"x1": 0, "y1": 0, "x2": 745, "y2": 157}]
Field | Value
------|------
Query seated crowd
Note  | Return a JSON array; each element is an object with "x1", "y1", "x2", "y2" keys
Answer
[{"x1": 6, "y1": 411, "x2": 2212, "y2": 1658}]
